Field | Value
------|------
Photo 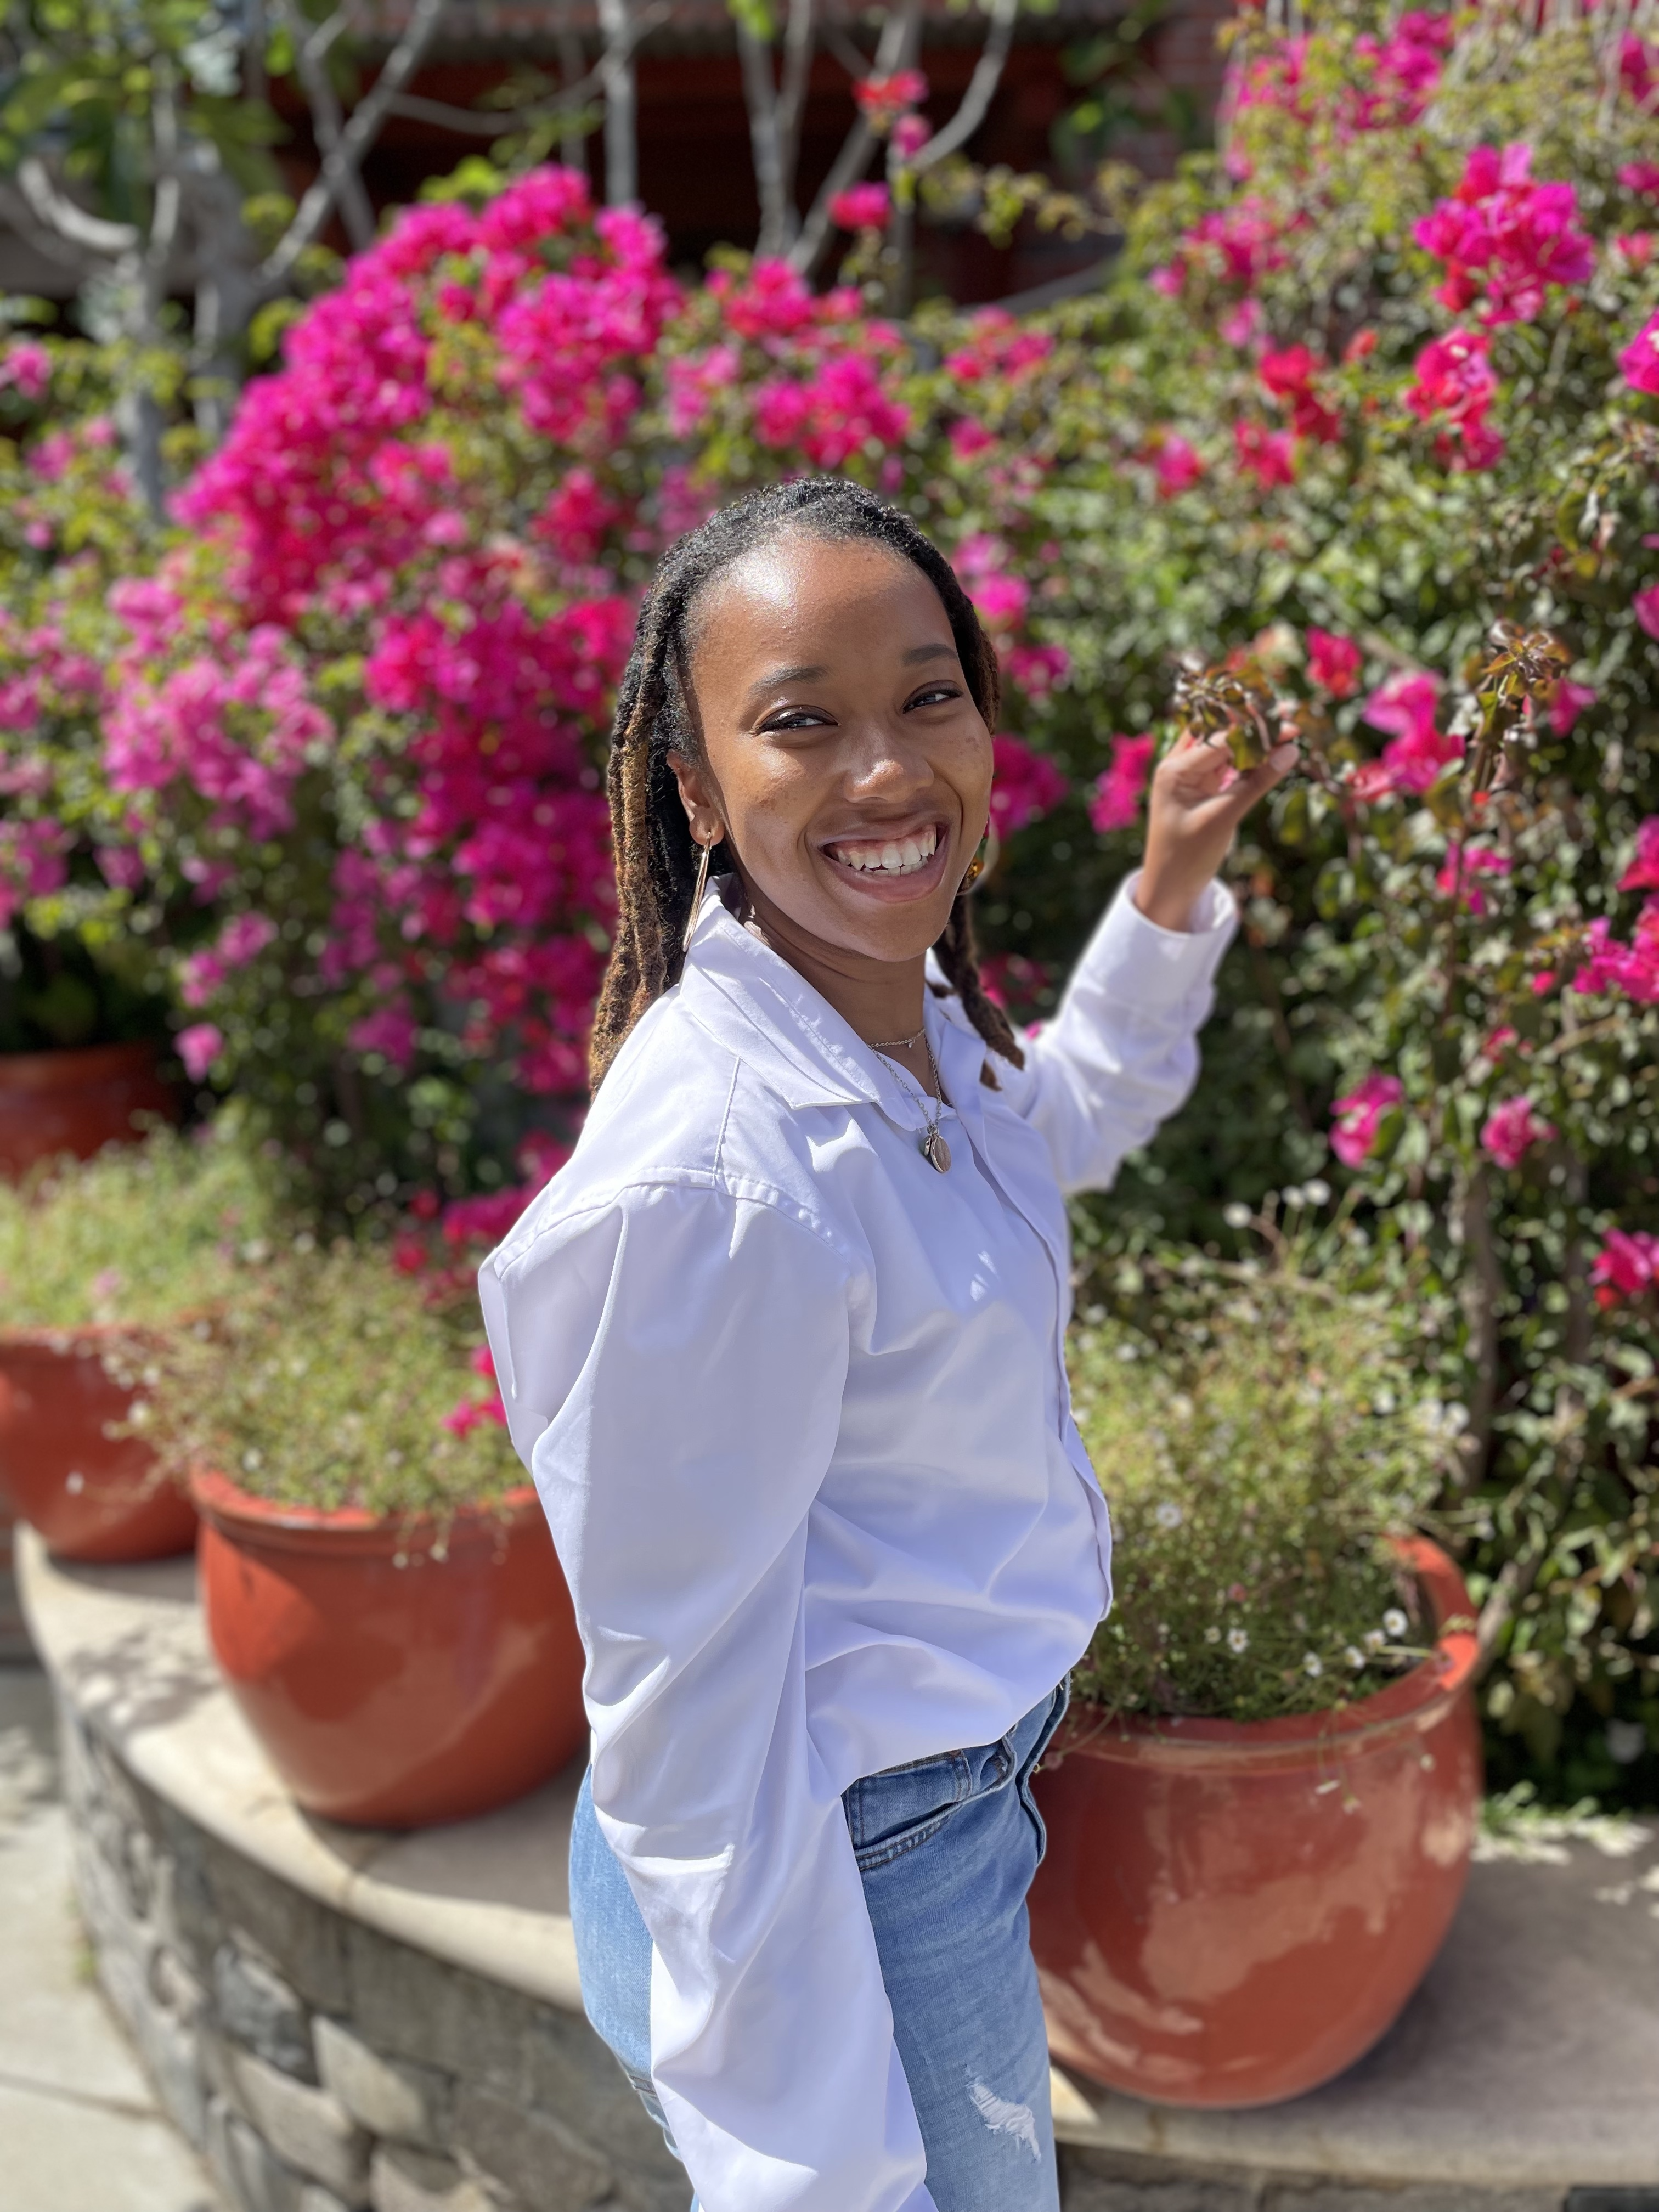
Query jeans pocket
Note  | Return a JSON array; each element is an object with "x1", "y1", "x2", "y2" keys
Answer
[
  {"x1": 845, "y1": 1750, "x2": 972, "y2": 1870},
  {"x1": 1015, "y1": 1680, "x2": 1070, "y2": 1869}
]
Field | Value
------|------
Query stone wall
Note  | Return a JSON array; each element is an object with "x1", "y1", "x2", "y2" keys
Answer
[{"x1": 58, "y1": 1690, "x2": 692, "y2": 2212}]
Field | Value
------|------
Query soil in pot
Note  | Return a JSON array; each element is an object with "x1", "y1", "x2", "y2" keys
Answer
[
  {"x1": 0, "y1": 1330, "x2": 197, "y2": 1562},
  {"x1": 0, "y1": 1042, "x2": 177, "y2": 1177},
  {"x1": 191, "y1": 1468, "x2": 589, "y2": 1829},
  {"x1": 1029, "y1": 1536, "x2": 1481, "y2": 2109}
]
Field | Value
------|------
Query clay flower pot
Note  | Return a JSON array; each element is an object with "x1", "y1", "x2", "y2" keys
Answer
[
  {"x1": 0, "y1": 1328, "x2": 198, "y2": 1562},
  {"x1": 0, "y1": 1041, "x2": 177, "y2": 1178},
  {"x1": 190, "y1": 1469, "x2": 589, "y2": 1829},
  {"x1": 1029, "y1": 1535, "x2": 1481, "y2": 2108}
]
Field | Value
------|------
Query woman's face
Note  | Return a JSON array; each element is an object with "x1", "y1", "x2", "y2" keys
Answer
[{"x1": 673, "y1": 533, "x2": 994, "y2": 967}]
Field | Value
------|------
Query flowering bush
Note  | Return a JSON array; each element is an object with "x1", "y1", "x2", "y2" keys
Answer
[
  {"x1": 1069, "y1": 1249, "x2": 1448, "y2": 1723},
  {"x1": 4, "y1": 171, "x2": 1068, "y2": 1208},
  {"x1": 933, "y1": 1, "x2": 1658, "y2": 1797}
]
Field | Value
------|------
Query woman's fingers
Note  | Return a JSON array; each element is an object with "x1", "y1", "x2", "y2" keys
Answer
[{"x1": 1208, "y1": 740, "x2": 1300, "y2": 830}]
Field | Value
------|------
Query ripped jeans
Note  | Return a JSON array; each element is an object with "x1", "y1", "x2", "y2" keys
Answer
[{"x1": 567, "y1": 1681, "x2": 1069, "y2": 2212}]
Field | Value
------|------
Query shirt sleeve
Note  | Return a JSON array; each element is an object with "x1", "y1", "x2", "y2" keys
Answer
[
  {"x1": 478, "y1": 1182, "x2": 936, "y2": 2212},
  {"x1": 997, "y1": 868, "x2": 1238, "y2": 1197}
]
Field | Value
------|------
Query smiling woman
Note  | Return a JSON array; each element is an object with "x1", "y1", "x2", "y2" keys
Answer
[{"x1": 477, "y1": 477, "x2": 1296, "y2": 2212}]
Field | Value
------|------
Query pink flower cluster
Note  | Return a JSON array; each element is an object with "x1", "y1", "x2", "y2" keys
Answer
[
  {"x1": 1436, "y1": 840, "x2": 1511, "y2": 916},
  {"x1": 830, "y1": 184, "x2": 890, "y2": 233},
  {"x1": 1306, "y1": 628, "x2": 1361, "y2": 697},
  {"x1": 1354, "y1": 672, "x2": 1464, "y2": 799},
  {"x1": 1480, "y1": 1094, "x2": 1555, "y2": 1170},
  {"x1": 1413, "y1": 145, "x2": 1595, "y2": 326},
  {"x1": 1259, "y1": 345, "x2": 1341, "y2": 446},
  {"x1": 989, "y1": 734, "x2": 1068, "y2": 841},
  {"x1": 1571, "y1": 903, "x2": 1659, "y2": 1003},
  {"x1": 853, "y1": 70, "x2": 928, "y2": 132},
  {"x1": 1402, "y1": 328, "x2": 1504, "y2": 472},
  {"x1": 1089, "y1": 736, "x2": 1156, "y2": 833},
  {"x1": 1331, "y1": 1072, "x2": 1403, "y2": 1167},
  {"x1": 1592, "y1": 1228, "x2": 1659, "y2": 1306}
]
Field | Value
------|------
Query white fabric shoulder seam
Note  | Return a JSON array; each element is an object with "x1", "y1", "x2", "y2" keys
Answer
[{"x1": 495, "y1": 1165, "x2": 856, "y2": 1277}]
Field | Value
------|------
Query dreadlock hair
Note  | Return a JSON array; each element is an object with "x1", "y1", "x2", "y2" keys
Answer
[{"x1": 589, "y1": 475, "x2": 1027, "y2": 1093}]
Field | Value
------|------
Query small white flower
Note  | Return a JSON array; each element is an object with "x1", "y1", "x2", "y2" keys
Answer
[
  {"x1": 1363, "y1": 1628, "x2": 1386, "y2": 1653},
  {"x1": 1283, "y1": 1184, "x2": 1306, "y2": 1207},
  {"x1": 1228, "y1": 1627, "x2": 1250, "y2": 1655},
  {"x1": 1345, "y1": 1646, "x2": 1366, "y2": 1671},
  {"x1": 1168, "y1": 1395, "x2": 1194, "y2": 1424},
  {"x1": 1204, "y1": 1626, "x2": 1222, "y2": 1645},
  {"x1": 1303, "y1": 1177, "x2": 1331, "y2": 1206},
  {"x1": 1372, "y1": 1389, "x2": 1396, "y2": 1415},
  {"x1": 1383, "y1": 1609, "x2": 1409, "y2": 1640},
  {"x1": 1223, "y1": 1201, "x2": 1252, "y2": 1229},
  {"x1": 1303, "y1": 1652, "x2": 1324, "y2": 1678},
  {"x1": 241, "y1": 1448, "x2": 263, "y2": 1472},
  {"x1": 1154, "y1": 1500, "x2": 1184, "y2": 1530}
]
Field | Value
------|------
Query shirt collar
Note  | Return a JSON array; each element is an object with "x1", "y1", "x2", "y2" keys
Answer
[{"x1": 676, "y1": 884, "x2": 987, "y2": 1132}]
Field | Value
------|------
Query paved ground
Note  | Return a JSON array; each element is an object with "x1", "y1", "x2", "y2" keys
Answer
[{"x1": 0, "y1": 1663, "x2": 223, "y2": 2212}]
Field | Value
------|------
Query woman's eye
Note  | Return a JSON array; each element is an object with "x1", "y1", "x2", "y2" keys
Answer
[
  {"x1": 764, "y1": 707, "x2": 833, "y2": 732},
  {"x1": 907, "y1": 683, "x2": 962, "y2": 710}
]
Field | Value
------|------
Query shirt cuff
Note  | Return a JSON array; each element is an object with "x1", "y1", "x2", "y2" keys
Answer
[{"x1": 1073, "y1": 869, "x2": 1238, "y2": 1012}]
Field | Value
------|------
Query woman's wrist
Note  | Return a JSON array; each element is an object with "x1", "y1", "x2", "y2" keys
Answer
[{"x1": 1132, "y1": 865, "x2": 1209, "y2": 934}]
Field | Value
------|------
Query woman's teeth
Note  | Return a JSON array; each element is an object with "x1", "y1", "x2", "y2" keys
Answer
[{"x1": 829, "y1": 827, "x2": 939, "y2": 877}]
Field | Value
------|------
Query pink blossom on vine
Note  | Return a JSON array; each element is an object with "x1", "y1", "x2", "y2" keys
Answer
[
  {"x1": 1152, "y1": 433, "x2": 1204, "y2": 498},
  {"x1": 1620, "y1": 816, "x2": 1659, "y2": 891},
  {"x1": 1330, "y1": 1072, "x2": 1403, "y2": 1166},
  {"x1": 1414, "y1": 144, "x2": 1594, "y2": 325},
  {"x1": 1634, "y1": 582, "x2": 1659, "y2": 637},
  {"x1": 1234, "y1": 421, "x2": 1297, "y2": 487},
  {"x1": 176, "y1": 1024, "x2": 224, "y2": 1082},
  {"x1": 0, "y1": 342, "x2": 50, "y2": 401},
  {"x1": 1088, "y1": 736, "x2": 1156, "y2": 833},
  {"x1": 1549, "y1": 679, "x2": 1596, "y2": 735},
  {"x1": 1480, "y1": 1094, "x2": 1555, "y2": 1170},
  {"x1": 830, "y1": 184, "x2": 890, "y2": 232},
  {"x1": 1403, "y1": 328, "x2": 1504, "y2": 470},
  {"x1": 1356, "y1": 670, "x2": 1463, "y2": 795},
  {"x1": 1590, "y1": 1227, "x2": 1659, "y2": 1304},
  {"x1": 1618, "y1": 308, "x2": 1659, "y2": 395},
  {"x1": 1436, "y1": 841, "x2": 1511, "y2": 915},
  {"x1": 1306, "y1": 628, "x2": 1361, "y2": 697},
  {"x1": 949, "y1": 417, "x2": 996, "y2": 460},
  {"x1": 1003, "y1": 643, "x2": 1070, "y2": 699},
  {"x1": 989, "y1": 734, "x2": 1067, "y2": 840}
]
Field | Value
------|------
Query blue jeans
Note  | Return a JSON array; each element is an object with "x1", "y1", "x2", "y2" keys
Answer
[{"x1": 568, "y1": 1680, "x2": 1069, "y2": 2212}]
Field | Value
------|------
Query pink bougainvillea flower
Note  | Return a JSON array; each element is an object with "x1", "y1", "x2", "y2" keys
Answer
[
  {"x1": 1590, "y1": 1227, "x2": 1659, "y2": 1305},
  {"x1": 1413, "y1": 144, "x2": 1594, "y2": 325},
  {"x1": 989, "y1": 733, "x2": 1068, "y2": 840},
  {"x1": 1219, "y1": 297, "x2": 1263, "y2": 348},
  {"x1": 176, "y1": 1024, "x2": 224, "y2": 1082},
  {"x1": 1621, "y1": 815, "x2": 1659, "y2": 891},
  {"x1": 1152, "y1": 433, "x2": 1204, "y2": 498},
  {"x1": 1330, "y1": 1073, "x2": 1403, "y2": 1167},
  {"x1": 1357, "y1": 671, "x2": 1463, "y2": 795},
  {"x1": 949, "y1": 417, "x2": 996, "y2": 460},
  {"x1": 1620, "y1": 161, "x2": 1659, "y2": 195},
  {"x1": 830, "y1": 183, "x2": 891, "y2": 232},
  {"x1": 944, "y1": 309, "x2": 1053, "y2": 385},
  {"x1": 1618, "y1": 308, "x2": 1659, "y2": 395},
  {"x1": 1088, "y1": 736, "x2": 1156, "y2": 833},
  {"x1": 1571, "y1": 904, "x2": 1659, "y2": 1002},
  {"x1": 1634, "y1": 582, "x2": 1659, "y2": 637},
  {"x1": 1306, "y1": 628, "x2": 1361, "y2": 697},
  {"x1": 1435, "y1": 840, "x2": 1511, "y2": 915},
  {"x1": 1549, "y1": 678, "x2": 1596, "y2": 736},
  {"x1": 0, "y1": 341, "x2": 51, "y2": 401},
  {"x1": 891, "y1": 114, "x2": 932, "y2": 157},
  {"x1": 1234, "y1": 420, "x2": 1297, "y2": 488},
  {"x1": 1480, "y1": 1094, "x2": 1556, "y2": 1170},
  {"x1": 853, "y1": 70, "x2": 928, "y2": 129},
  {"x1": 1402, "y1": 328, "x2": 1504, "y2": 470},
  {"x1": 1002, "y1": 642, "x2": 1070, "y2": 699}
]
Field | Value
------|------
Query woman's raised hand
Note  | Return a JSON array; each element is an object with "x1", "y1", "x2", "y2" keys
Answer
[{"x1": 1133, "y1": 725, "x2": 1299, "y2": 933}]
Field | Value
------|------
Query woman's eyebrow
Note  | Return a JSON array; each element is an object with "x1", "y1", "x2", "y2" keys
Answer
[
  {"x1": 744, "y1": 662, "x2": 827, "y2": 706},
  {"x1": 902, "y1": 643, "x2": 959, "y2": 667}
]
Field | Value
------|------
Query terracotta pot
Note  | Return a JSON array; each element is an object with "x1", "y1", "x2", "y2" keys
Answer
[
  {"x1": 1029, "y1": 1535, "x2": 1481, "y2": 2109},
  {"x1": 0, "y1": 1041, "x2": 177, "y2": 1177},
  {"x1": 0, "y1": 1328, "x2": 198, "y2": 1562},
  {"x1": 190, "y1": 1468, "x2": 589, "y2": 1829}
]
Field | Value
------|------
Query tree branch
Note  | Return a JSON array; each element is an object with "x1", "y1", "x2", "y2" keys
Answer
[
  {"x1": 16, "y1": 156, "x2": 139, "y2": 256},
  {"x1": 791, "y1": 0, "x2": 918, "y2": 276},
  {"x1": 737, "y1": 15, "x2": 791, "y2": 255},
  {"x1": 259, "y1": 0, "x2": 446, "y2": 286},
  {"x1": 384, "y1": 5, "x2": 664, "y2": 138},
  {"x1": 596, "y1": 0, "x2": 637, "y2": 203},
  {"x1": 273, "y1": 0, "x2": 376, "y2": 251},
  {"x1": 910, "y1": 0, "x2": 1018, "y2": 172},
  {"x1": 776, "y1": 0, "x2": 816, "y2": 223}
]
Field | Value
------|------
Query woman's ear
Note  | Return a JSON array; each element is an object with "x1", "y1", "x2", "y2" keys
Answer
[{"x1": 667, "y1": 750, "x2": 724, "y2": 847}]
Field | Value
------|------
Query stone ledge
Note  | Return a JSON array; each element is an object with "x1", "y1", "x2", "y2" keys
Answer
[{"x1": 19, "y1": 1529, "x2": 1659, "y2": 2202}]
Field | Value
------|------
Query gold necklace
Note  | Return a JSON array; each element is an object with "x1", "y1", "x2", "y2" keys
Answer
[
  {"x1": 870, "y1": 1025, "x2": 926, "y2": 1051},
  {"x1": 877, "y1": 1037, "x2": 952, "y2": 1173}
]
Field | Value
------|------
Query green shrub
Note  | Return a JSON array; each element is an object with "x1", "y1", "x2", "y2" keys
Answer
[
  {"x1": 1070, "y1": 1253, "x2": 1454, "y2": 1720},
  {"x1": 145, "y1": 1242, "x2": 521, "y2": 1522},
  {"x1": 0, "y1": 1120, "x2": 278, "y2": 1329}
]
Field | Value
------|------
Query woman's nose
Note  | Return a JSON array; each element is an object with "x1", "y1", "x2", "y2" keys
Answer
[{"x1": 839, "y1": 718, "x2": 933, "y2": 796}]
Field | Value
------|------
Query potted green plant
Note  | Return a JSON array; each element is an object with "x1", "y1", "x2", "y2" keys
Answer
[
  {"x1": 1030, "y1": 1246, "x2": 1481, "y2": 2109},
  {"x1": 151, "y1": 1241, "x2": 587, "y2": 1831},
  {"x1": 0, "y1": 1121, "x2": 274, "y2": 1559}
]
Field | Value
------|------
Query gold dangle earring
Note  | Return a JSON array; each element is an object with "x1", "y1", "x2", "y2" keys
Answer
[
  {"x1": 682, "y1": 831, "x2": 717, "y2": 953},
  {"x1": 961, "y1": 820, "x2": 999, "y2": 893}
]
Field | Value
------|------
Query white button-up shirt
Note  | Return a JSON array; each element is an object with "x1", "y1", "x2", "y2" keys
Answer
[{"x1": 479, "y1": 872, "x2": 1236, "y2": 2212}]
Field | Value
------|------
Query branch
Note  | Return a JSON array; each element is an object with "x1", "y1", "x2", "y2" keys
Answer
[
  {"x1": 791, "y1": 0, "x2": 918, "y2": 275},
  {"x1": 737, "y1": 15, "x2": 791, "y2": 254},
  {"x1": 259, "y1": 0, "x2": 447, "y2": 286},
  {"x1": 303, "y1": 4, "x2": 356, "y2": 68},
  {"x1": 596, "y1": 0, "x2": 636, "y2": 203},
  {"x1": 16, "y1": 155, "x2": 139, "y2": 256},
  {"x1": 911, "y1": 0, "x2": 1019, "y2": 172},
  {"x1": 776, "y1": 0, "x2": 815, "y2": 218},
  {"x1": 273, "y1": 0, "x2": 376, "y2": 251},
  {"x1": 384, "y1": 6, "x2": 664, "y2": 137}
]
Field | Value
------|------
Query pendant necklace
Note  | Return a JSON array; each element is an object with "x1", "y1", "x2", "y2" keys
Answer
[{"x1": 877, "y1": 1035, "x2": 952, "y2": 1174}]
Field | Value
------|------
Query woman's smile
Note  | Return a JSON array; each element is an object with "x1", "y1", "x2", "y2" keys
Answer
[{"x1": 820, "y1": 815, "x2": 952, "y2": 899}]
